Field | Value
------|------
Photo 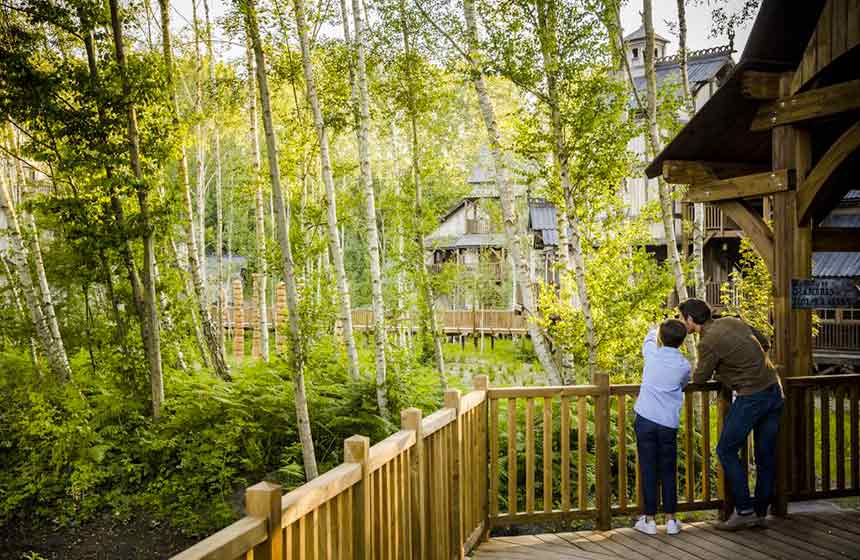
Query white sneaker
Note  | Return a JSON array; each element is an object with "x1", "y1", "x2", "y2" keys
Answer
[
  {"x1": 634, "y1": 515, "x2": 657, "y2": 535},
  {"x1": 667, "y1": 519, "x2": 682, "y2": 535}
]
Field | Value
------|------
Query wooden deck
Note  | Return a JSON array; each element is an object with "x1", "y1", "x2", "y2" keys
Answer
[{"x1": 473, "y1": 509, "x2": 860, "y2": 559}]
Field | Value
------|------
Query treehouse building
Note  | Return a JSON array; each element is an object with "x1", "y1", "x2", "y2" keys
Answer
[{"x1": 174, "y1": 4, "x2": 860, "y2": 559}]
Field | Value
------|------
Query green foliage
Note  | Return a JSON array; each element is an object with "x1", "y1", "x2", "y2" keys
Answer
[
  {"x1": 721, "y1": 237, "x2": 774, "y2": 337},
  {"x1": 0, "y1": 341, "x2": 442, "y2": 535}
]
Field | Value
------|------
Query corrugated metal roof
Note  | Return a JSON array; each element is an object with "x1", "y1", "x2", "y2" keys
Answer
[
  {"x1": 426, "y1": 233, "x2": 506, "y2": 249},
  {"x1": 530, "y1": 204, "x2": 557, "y2": 230},
  {"x1": 623, "y1": 25, "x2": 669, "y2": 44},
  {"x1": 542, "y1": 229, "x2": 559, "y2": 246},
  {"x1": 821, "y1": 214, "x2": 860, "y2": 228},
  {"x1": 813, "y1": 252, "x2": 860, "y2": 278},
  {"x1": 631, "y1": 56, "x2": 732, "y2": 107}
]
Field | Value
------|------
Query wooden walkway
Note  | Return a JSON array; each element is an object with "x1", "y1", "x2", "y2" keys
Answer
[{"x1": 473, "y1": 510, "x2": 860, "y2": 559}]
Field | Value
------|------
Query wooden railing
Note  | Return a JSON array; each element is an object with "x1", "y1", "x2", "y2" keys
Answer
[
  {"x1": 352, "y1": 309, "x2": 528, "y2": 336},
  {"x1": 171, "y1": 373, "x2": 860, "y2": 560},
  {"x1": 815, "y1": 320, "x2": 860, "y2": 352}
]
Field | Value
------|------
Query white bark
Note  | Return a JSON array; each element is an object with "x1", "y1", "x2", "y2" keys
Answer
[
  {"x1": 158, "y1": 0, "x2": 230, "y2": 379},
  {"x1": 109, "y1": 0, "x2": 165, "y2": 417},
  {"x1": 0, "y1": 165, "x2": 71, "y2": 381},
  {"x1": 643, "y1": 0, "x2": 696, "y2": 359},
  {"x1": 246, "y1": 41, "x2": 270, "y2": 362},
  {"x1": 398, "y1": 0, "x2": 444, "y2": 376},
  {"x1": 293, "y1": 0, "x2": 361, "y2": 381},
  {"x1": 202, "y1": 0, "x2": 226, "y2": 355},
  {"x1": 463, "y1": 0, "x2": 561, "y2": 384},
  {"x1": 191, "y1": 0, "x2": 207, "y2": 289},
  {"x1": 342, "y1": 0, "x2": 388, "y2": 416},
  {"x1": 244, "y1": 0, "x2": 318, "y2": 479}
]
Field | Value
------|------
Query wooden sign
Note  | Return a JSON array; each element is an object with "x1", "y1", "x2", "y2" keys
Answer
[{"x1": 791, "y1": 278, "x2": 860, "y2": 309}]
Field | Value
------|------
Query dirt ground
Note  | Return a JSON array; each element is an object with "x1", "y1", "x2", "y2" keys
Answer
[{"x1": 0, "y1": 514, "x2": 197, "y2": 560}]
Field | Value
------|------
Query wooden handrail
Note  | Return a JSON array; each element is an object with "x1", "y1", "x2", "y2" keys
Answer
[
  {"x1": 172, "y1": 373, "x2": 860, "y2": 559},
  {"x1": 170, "y1": 516, "x2": 267, "y2": 560}
]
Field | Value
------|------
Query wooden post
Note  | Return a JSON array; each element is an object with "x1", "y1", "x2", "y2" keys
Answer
[
  {"x1": 232, "y1": 278, "x2": 244, "y2": 358},
  {"x1": 345, "y1": 435, "x2": 371, "y2": 560},
  {"x1": 445, "y1": 389, "x2": 464, "y2": 559},
  {"x1": 251, "y1": 274, "x2": 261, "y2": 359},
  {"x1": 594, "y1": 373, "x2": 611, "y2": 530},
  {"x1": 473, "y1": 375, "x2": 490, "y2": 541},
  {"x1": 246, "y1": 481, "x2": 283, "y2": 560},
  {"x1": 401, "y1": 408, "x2": 426, "y2": 559}
]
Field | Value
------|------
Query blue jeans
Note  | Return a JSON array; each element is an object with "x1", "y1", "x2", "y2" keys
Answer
[
  {"x1": 716, "y1": 384, "x2": 784, "y2": 516},
  {"x1": 635, "y1": 414, "x2": 677, "y2": 515}
]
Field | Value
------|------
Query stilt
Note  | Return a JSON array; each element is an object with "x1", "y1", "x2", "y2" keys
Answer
[{"x1": 232, "y1": 278, "x2": 244, "y2": 359}]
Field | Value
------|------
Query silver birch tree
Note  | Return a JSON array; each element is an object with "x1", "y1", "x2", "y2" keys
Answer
[
  {"x1": 463, "y1": 0, "x2": 561, "y2": 384},
  {"x1": 341, "y1": 0, "x2": 388, "y2": 415},
  {"x1": 109, "y1": 0, "x2": 165, "y2": 416},
  {"x1": 292, "y1": 0, "x2": 361, "y2": 381},
  {"x1": 243, "y1": 0, "x2": 318, "y2": 479}
]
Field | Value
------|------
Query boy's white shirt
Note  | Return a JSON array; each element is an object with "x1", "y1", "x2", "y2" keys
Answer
[{"x1": 634, "y1": 328, "x2": 692, "y2": 429}]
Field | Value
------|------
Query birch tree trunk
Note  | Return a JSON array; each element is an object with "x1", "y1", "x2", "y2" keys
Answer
[
  {"x1": 158, "y1": 0, "x2": 230, "y2": 379},
  {"x1": 643, "y1": 0, "x2": 696, "y2": 360},
  {"x1": 1, "y1": 254, "x2": 39, "y2": 368},
  {"x1": 293, "y1": 0, "x2": 360, "y2": 381},
  {"x1": 535, "y1": 0, "x2": 597, "y2": 383},
  {"x1": 244, "y1": 0, "x2": 318, "y2": 479},
  {"x1": 0, "y1": 167, "x2": 71, "y2": 381},
  {"x1": 463, "y1": 0, "x2": 561, "y2": 384},
  {"x1": 191, "y1": 0, "x2": 207, "y2": 289},
  {"x1": 673, "y1": 0, "x2": 706, "y2": 299},
  {"x1": 109, "y1": 0, "x2": 165, "y2": 417},
  {"x1": 342, "y1": 0, "x2": 388, "y2": 416},
  {"x1": 398, "y1": 0, "x2": 445, "y2": 377},
  {"x1": 245, "y1": 39, "x2": 270, "y2": 363},
  {"x1": 202, "y1": 0, "x2": 227, "y2": 354}
]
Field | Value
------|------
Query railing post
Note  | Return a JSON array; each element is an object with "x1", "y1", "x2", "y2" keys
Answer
[
  {"x1": 473, "y1": 375, "x2": 490, "y2": 541},
  {"x1": 594, "y1": 373, "x2": 611, "y2": 531},
  {"x1": 345, "y1": 435, "x2": 371, "y2": 560},
  {"x1": 245, "y1": 481, "x2": 283, "y2": 560},
  {"x1": 401, "y1": 408, "x2": 426, "y2": 559},
  {"x1": 445, "y1": 388, "x2": 464, "y2": 559}
]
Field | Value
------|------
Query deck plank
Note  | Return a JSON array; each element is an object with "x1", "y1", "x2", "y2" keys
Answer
[{"x1": 474, "y1": 510, "x2": 860, "y2": 560}]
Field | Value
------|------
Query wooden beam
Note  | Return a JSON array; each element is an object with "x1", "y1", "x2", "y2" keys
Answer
[
  {"x1": 751, "y1": 79, "x2": 860, "y2": 131},
  {"x1": 714, "y1": 200, "x2": 775, "y2": 275},
  {"x1": 685, "y1": 169, "x2": 794, "y2": 203},
  {"x1": 797, "y1": 120, "x2": 860, "y2": 224},
  {"x1": 662, "y1": 160, "x2": 769, "y2": 184},
  {"x1": 813, "y1": 228, "x2": 860, "y2": 252},
  {"x1": 741, "y1": 70, "x2": 782, "y2": 99}
]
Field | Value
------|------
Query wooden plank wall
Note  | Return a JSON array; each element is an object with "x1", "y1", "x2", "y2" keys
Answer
[{"x1": 791, "y1": 0, "x2": 860, "y2": 94}]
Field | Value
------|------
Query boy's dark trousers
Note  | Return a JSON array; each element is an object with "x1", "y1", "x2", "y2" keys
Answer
[{"x1": 635, "y1": 413, "x2": 678, "y2": 516}]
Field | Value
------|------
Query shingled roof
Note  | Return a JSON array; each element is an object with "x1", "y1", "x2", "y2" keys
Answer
[{"x1": 629, "y1": 46, "x2": 735, "y2": 107}]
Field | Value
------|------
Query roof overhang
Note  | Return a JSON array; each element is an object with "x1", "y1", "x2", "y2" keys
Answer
[{"x1": 645, "y1": 0, "x2": 827, "y2": 179}]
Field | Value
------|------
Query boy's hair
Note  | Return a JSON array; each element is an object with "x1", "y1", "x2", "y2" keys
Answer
[
  {"x1": 678, "y1": 298, "x2": 712, "y2": 325},
  {"x1": 659, "y1": 319, "x2": 688, "y2": 348}
]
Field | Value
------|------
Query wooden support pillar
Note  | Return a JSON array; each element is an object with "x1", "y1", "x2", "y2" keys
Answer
[
  {"x1": 401, "y1": 408, "x2": 426, "y2": 559},
  {"x1": 251, "y1": 274, "x2": 261, "y2": 359},
  {"x1": 345, "y1": 435, "x2": 371, "y2": 559},
  {"x1": 771, "y1": 72, "x2": 814, "y2": 517},
  {"x1": 594, "y1": 373, "x2": 611, "y2": 530},
  {"x1": 246, "y1": 482, "x2": 283, "y2": 560},
  {"x1": 445, "y1": 389, "x2": 464, "y2": 559},
  {"x1": 232, "y1": 278, "x2": 244, "y2": 358}
]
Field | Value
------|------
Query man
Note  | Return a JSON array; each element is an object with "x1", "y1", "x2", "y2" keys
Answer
[{"x1": 679, "y1": 298, "x2": 783, "y2": 531}]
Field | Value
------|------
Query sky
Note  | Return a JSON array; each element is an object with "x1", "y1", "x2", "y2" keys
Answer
[
  {"x1": 172, "y1": 0, "x2": 760, "y2": 65},
  {"x1": 620, "y1": 0, "x2": 758, "y2": 57}
]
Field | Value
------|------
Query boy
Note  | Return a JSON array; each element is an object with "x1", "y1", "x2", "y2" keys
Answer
[{"x1": 633, "y1": 319, "x2": 691, "y2": 535}]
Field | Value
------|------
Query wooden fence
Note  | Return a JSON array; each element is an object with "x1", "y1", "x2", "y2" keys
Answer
[{"x1": 171, "y1": 373, "x2": 860, "y2": 560}]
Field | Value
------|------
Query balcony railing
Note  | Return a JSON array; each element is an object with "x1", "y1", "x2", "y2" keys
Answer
[
  {"x1": 172, "y1": 373, "x2": 860, "y2": 559},
  {"x1": 815, "y1": 320, "x2": 860, "y2": 352}
]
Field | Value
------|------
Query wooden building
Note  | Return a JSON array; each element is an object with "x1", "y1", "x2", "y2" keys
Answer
[{"x1": 646, "y1": 0, "x2": 860, "y2": 514}]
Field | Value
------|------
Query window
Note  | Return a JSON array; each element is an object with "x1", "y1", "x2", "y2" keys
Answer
[
  {"x1": 816, "y1": 308, "x2": 837, "y2": 320},
  {"x1": 655, "y1": 48, "x2": 659, "y2": 57},
  {"x1": 632, "y1": 48, "x2": 639, "y2": 59},
  {"x1": 843, "y1": 308, "x2": 860, "y2": 321}
]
